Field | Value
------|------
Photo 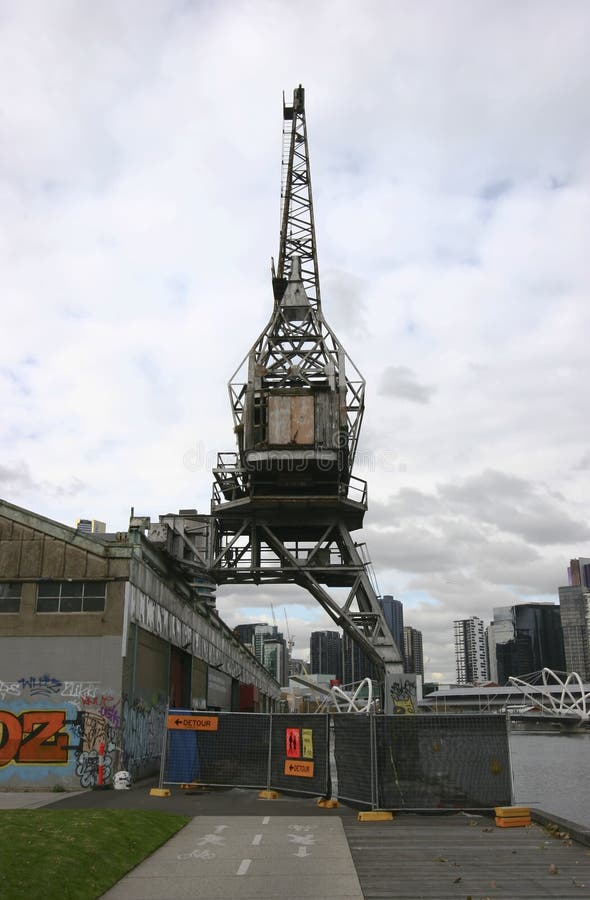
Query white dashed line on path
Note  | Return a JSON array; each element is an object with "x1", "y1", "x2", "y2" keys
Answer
[
  {"x1": 236, "y1": 858, "x2": 252, "y2": 876},
  {"x1": 252, "y1": 833, "x2": 263, "y2": 845}
]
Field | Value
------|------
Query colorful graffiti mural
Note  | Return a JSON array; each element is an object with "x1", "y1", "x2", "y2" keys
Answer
[
  {"x1": 0, "y1": 675, "x2": 166, "y2": 789},
  {"x1": 0, "y1": 710, "x2": 69, "y2": 766}
]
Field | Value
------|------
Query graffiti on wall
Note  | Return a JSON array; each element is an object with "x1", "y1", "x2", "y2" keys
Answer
[
  {"x1": 0, "y1": 674, "x2": 166, "y2": 789},
  {"x1": 390, "y1": 676, "x2": 417, "y2": 715},
  {"x1": 0, "y1": 710, "x2": 69, "y2": 766},
  {"x1": 121, "y1": 697, "x2": 166, "y2": 777}
]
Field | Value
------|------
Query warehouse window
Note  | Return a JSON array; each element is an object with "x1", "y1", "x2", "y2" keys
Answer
[
  {"x1": 0, "y1": 583, "x2": 21, "y2": 613},
  {"x1": 36, "y1": 581, "x2": 106, "y2": 613}
]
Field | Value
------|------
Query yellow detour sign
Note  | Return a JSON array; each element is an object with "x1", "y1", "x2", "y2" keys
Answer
[
  {"x1": 167, "y1": 714, "x2": 218, "y2": 732},
  {"x1": 284, "y1": 759, "x2": 314, "y2": 778},
  {"x1": 302, "y1": 728, "x2": 313, "y2": 759}
]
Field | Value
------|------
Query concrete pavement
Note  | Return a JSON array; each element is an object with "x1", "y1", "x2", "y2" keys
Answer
[
  {"x1": 43, "y1": 780, "x2": 357, "y2": 818},
  {"x1": 0, "y1": 790, "x2": 86, "y2": 809},
  {"x1": 6, "y1": 785, "x2": 590, "y2": 898},
  {"x1": 101, "y1": 814, "x2": 363, "y2": 899}
]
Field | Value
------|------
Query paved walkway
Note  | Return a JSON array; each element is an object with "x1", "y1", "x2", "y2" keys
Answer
[
  {"x1": 5, "y1": 787, "x2": 590, "y2": 898},
  {"x1": 101, "y1": 814, "x2": 363, "y2": 899},
  {"x1": 0, "y1": 790, "x2": 86, "y2": 809}
]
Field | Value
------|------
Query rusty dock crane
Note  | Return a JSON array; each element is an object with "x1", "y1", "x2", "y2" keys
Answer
[{"x1": 208, "y1": 86, "x2": 404, "y2": 710}]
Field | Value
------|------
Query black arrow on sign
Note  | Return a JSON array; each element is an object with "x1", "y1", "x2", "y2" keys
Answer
[{"x1": 175, "y1": 718, "x2": 182, "y2": 726}]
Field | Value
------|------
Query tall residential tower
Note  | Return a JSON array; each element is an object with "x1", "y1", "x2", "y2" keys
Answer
[{"x1": 454, "y1": 617, "x2": 489, "y2": 685}]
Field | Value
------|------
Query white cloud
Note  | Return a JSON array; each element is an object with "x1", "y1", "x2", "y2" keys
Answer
[{"x1": 1, "y1": 0, "x2": 589, "y2": 681}]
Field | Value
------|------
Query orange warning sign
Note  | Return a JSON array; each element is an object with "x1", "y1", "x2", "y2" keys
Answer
[
  {"x1": 284, "y1": 759, "x2": 314, "y2": 778},
  {"x1": 286, "y1": 727, "x2": 301, "y2": 758},
  {"x1": 167, "y1": 714, "x2": 218, "y2": 731}
]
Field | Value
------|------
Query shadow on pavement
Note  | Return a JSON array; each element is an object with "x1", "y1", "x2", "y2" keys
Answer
[{"x1": 45, "y1": 779, "x2": 359, "y2": 817}]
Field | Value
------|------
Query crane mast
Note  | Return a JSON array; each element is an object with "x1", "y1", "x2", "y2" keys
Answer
[{"x1": 275, "y1": 85, "x2": 321, "y2": 309}]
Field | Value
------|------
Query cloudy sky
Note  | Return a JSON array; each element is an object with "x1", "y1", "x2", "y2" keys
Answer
[{"x1": 2, "y1": 1, "x2": 589, "y2": 681}]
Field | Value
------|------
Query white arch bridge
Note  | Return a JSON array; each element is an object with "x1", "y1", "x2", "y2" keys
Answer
[{"x1": 508, "y1": 668, "x2": 590, "y2": 725}]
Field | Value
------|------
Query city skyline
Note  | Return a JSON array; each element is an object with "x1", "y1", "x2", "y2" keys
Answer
[{"x1": 1, "y1": 3, "x2": 589, "y2": 681}]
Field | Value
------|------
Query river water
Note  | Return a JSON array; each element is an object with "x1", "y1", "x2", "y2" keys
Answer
[{"x1": 509, "y1": 729, "x2": 590, "y2": 827}]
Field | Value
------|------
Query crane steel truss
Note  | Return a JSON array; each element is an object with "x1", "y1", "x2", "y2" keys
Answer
[{"x1": 277, "y1": 86, "x2": 321, "y2": 305}]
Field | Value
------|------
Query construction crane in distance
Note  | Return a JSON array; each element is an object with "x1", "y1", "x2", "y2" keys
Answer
[{"x1": 284, "y1": 607, "x2": 295, "y2": 655}]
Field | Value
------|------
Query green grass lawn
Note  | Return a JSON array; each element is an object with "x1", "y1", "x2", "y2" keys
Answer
[{"x1": 0, "y1": 808, "x2": 190, "y2": 899}]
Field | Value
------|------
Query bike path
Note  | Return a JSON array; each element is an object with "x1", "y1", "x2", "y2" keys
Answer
[{"x1": 100, "y1": 814, "x2": 363, "y2": 899}]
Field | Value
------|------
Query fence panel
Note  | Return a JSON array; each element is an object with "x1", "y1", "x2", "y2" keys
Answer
[
  {"x1": 163, "y1": 709, "x2": 270, "y2": 789},
  {"x1": 269, "y1": 714, "x2": 329, "y2": 797},
  {"x1": 331, "y1": 714, "x2": 373, "y2": 806},
  {"x1": 375, "y1": 714, "x2": 512, "y2": 809}
]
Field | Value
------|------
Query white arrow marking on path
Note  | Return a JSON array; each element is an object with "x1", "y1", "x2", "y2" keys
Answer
[
  {"x1": 287, "y1": 834, "x2": 315, "y2": 845},
  {"x1": 294, "y1": 846, "x2": 310, "y2": 858},
  {"x1": 197, "y1": 834, "x2": 226, "y2": 846}
]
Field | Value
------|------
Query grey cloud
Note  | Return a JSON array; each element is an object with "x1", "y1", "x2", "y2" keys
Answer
[
  {"x1": 0, "y1": 463, "x2": 38, "y2": 492},
  {"x1": 477, "y1": 556, "x2": 563, "y2": 596},
  {"x1": 50, "y1": 478, "x2": 86, "y2": 499},
  {"x1": 366, "y1": 524, "x2": 460, "y2": 574},
  {"x1": 479, "y1": 178, "x2": 512, "y2": 202},
  {"x1": 378, "y1": 366, "x2": 436, "y2": 404},
  {"x1": 365, "y1": 471, "x2": 576, "y2": 656},
  {"x1": 0, "y1": 464, "x2": 85, "y2": 501},
  {"x1": 439, "y1": 469, "x2": 590, "y2": 545},
  {"x1": 322, "y1": 268, "x2": 368, "y2": 339},
  {"x1": 368, "y1": 489, "x2": 442, "y2": 525}
]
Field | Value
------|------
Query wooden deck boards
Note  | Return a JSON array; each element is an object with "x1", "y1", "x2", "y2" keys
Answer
[{"x1": 344, "y1": 813, "x2": 590, "y2": 898}]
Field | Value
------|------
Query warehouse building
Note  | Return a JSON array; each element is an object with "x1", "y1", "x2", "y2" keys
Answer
[{"x1": 0, "y1": 499, "x2": 279, "y2": 789}]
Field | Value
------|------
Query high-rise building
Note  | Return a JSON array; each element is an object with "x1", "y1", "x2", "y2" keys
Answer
[
  {"x1": 492, "y1": 603, "x2": 565, "y2": 684},
  {"x1": 485, "y1": 622, "x2": 498, "y2": 682},
  {"x1": 559, "y1": 586, "x2": 590, "y2": 681},
  {"x1": 235, "y1": 622, "x2": 288, "y2": 681},
  {"x1": 263, "y1": 638, "x2": 289, "y2": 686},
  {"x1": 454, "y1": 617, "x2": 489, "y2": 685},
  {"x1": 342, "y1": 632, "x2": 375, "y2": 684},
  {"x1": 310, "y1": 630, "x2": 342, "y2": 681},
  {"x1": 403, "y1": 626, "x2": 424, "y2": 676},
  {"x1": 234, "y1": 622, "x2": 266, "y2": 651},
  {"x1": 253, "y1": 623, "x2": 276, "y2": 662},
  {"x1": 75, "y1": 518, "x2": 106, "y2": 534},
  {"x1": 568, "y1": 558, "x2": 590, "y2": 590},
  {"x1": 380, "y1": 595, "x2": 404, "y2": 653}
]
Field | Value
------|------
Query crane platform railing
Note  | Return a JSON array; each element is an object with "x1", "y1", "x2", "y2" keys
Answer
[{"x1": 212, "y1": 453, "x2": 368, "y2": 508}]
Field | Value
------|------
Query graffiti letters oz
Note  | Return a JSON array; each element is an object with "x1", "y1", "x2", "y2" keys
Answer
[{"x1": 0, "y1": 710, "x2": 69, "y2": 767}]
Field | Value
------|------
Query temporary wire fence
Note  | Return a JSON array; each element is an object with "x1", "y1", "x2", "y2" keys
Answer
[
  {"x1": 157, "y1": 709, "x2": 511, "y2": 810},
  {"x1": 159, "y1": 709, "x2": 329, "y2": 797},
  {"x1": 331, "y1": 714, "x2": 374, "y2": 807},
  {"x1": 331, "y1": 713, "x2": 512, "y2": 810}
]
